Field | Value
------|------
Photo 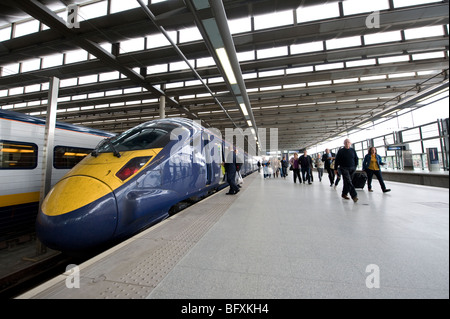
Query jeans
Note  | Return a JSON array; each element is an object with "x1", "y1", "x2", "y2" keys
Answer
[
  {"x1": 301, "y1": 167, "x2": 311, "y2": 183},
  {"x1": 292, "y1": 168, "x2": 302, "y2": 183},
  {"x1": 326, "y1": 167, "x2": 335, "y2": 185},
  {"x1": 317, "y1": 168, "x2": 323, "y2": 181},
  {"x1": 366, "y1": 169, "x2": 387, "y2": 191},
  {"x1": 340, "y1": 167, "x2": 357, "y2": 199}
]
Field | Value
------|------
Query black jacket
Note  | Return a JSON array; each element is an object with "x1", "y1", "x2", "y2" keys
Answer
[
  {"x1": 322, "y1": 152, "x2": 335, "y2": 169},
  {"x1": 335, "y1": 147, "x2": 358, "y2": 169},
  {"x1": 299, "y1": 155, "x2": 312, "y2": 168}
]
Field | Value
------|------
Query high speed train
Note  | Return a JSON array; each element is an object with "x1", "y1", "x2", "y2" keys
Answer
[
  {"x1": 37, "y1": 117, "x2": 257, "y2": 254},
  {"x1": 0, "y1": 109, "x2": 114, "y2": 246}
]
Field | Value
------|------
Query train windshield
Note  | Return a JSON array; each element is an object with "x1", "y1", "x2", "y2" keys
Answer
[{"x1": 95, "y1": 122, "x2": 178, "y2": 154}]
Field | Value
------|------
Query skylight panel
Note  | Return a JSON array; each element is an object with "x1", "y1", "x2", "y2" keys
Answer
[
  {"x1": 14, "y1": 19, "x2": 40, "y2": 38},
  {"x1": 148, "y1": 64, "x2": 168, "y2": 74},
  {"x1": 259, "y1": 70, "x2": 284, "y2": 78},
  {"x1": 60, "y1": 78, "x2": 77, "y2": 88},
  {"x1": 364, "y1": 31, "x2": 402, "y2": 45},
  {"x1": 296, "y1": 2, "x2": 340, "y2": 23},
  {"x1": 2, "y1": 62, "x2": 19, "y2": 76},
  {"x1": 315, "y1": 62, "x2": 344, "y2": 71},
  {"x1": 78, "y1": 1, "x2": 108, "y2": 20},
  {"x1": 404, "y1": 25, "x2": 444, "y2": 40},
  {"x1": 254, "y1": 10, "x2": 294, "y2": 30},
  {"x1": 290, "y1": 41, "x2": 323, "y2": 54},
  {"x1": 394, "y1": 0, "x2": 442, "y2": 8},
  {"x1": 121, "y1": 38, "x2": 145, "y2": 53},
  {"x1": 65, "y1": 49, "x2": 88, "y2": 64},
  {"x1": 147, "y1": 33, "x2": 176, "y2": 49},
  {"x1": 25, "y1": 84, "x2": 41, "y2": 93},
  {"x1": 237, "y1": 50, "x2": 255, "y2": 62},
  {"x1": 326, "y1": 36, "x2": 361, "y2": 50},
  {"x1": 0, "y1": 26, "x2": 11, "y2": 41},
  {"x1": 378, "y1": 55, "x2": 409, "y2": 64},
  {"x1": 197, "y1": 57, "x2": 215, "y2": 68},
  {"x1": 346, "y1": 59, "x2": 376, "y2": 68},
  {"x1": 389, "y1": 72, "x2": 415, "y2": 78},
  {"x1": 229, "y1": 17, "x2": 252, "y2": 34},
  {"x1": 99, "y1": 71, "x2": 120, "y2": 82},
  {"x1": 21, "y1": 58, "x2": 41, "y2": 72},
  {"x1": 412, "y1": 52, "x2": 445, "y2": 60},
  {"x1": 343, "y1": 0, "x2": 389, "y2": 15},
  {"x1": 179, "y1": 27, "x2": 202, "y2": 43},
  {"x1": 42, "y1": 53, "x2": 63, "y2": 68},
  {"x1": 78, "y1": 74, "x2": 98, "y2": 85},
  {"x1": 286, "y1": 66, "x2": 313, "y2": 74},
  {"x1": 170, "y1": 61, "x2": 192, "y2": 71},
  {"x1": 308, "y1": 80, "x2": 332, "y2": 86},
  {"x1": 257, "y1": 47, "x2": 288, "y2": 59},
  {"x1": 110, "y1": 0, "x2": 140, "y2": 14}
]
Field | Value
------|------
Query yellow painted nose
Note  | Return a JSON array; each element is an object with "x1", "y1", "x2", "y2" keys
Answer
[{"x1": 42, "y1": 176, "x2": 113, "y2": 216}]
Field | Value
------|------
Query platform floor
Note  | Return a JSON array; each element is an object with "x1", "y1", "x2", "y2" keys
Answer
[{"x1": 18, "y1": 171, "x2": 449, "y2": 299}]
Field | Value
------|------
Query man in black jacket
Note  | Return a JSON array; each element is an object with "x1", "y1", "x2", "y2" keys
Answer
[
  {"x1": 224, "y1": 147, "x2": 240, "y2": 195},
  {"x1": 334, "y1": 139, "x2": 359, "y2": 202},
  {"x1": 322, "y1": 148, "x2": 335, "y2": 186},
  {"x1": 299, "y1": 150, "x2": 313, "y2": 184}
]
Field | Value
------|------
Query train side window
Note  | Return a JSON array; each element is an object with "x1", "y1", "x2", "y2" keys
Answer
[
  {"x1": 54, "y1": 146, "x2": 92, "y2": 169},
  {"x1": 0, "y1": 140, "x2": 38, "y2": 169}
]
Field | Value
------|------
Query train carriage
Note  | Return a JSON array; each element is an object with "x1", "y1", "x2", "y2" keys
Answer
[
  {"x1": 0, "y1": 110, "x2": 114, "y2": 245},
  {"x1": 36, "y1": 117, "x2": 257, "y2": 254}
]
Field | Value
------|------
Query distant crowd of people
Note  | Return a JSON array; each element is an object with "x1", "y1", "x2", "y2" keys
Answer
[{"x1": 257, "y1": 138, "x2": 391, "y2": 203}]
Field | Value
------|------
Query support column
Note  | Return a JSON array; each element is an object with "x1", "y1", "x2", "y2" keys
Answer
[
  {"x1": 36, "y1": 76, "x2": 59, "y2": 256},
  {"x1": 159, "y1": 84, "x2": 166, "y2": 119}
]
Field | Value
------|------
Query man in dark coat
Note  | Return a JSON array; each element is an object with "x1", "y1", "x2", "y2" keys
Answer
[
  {"x1": 224, "y1": 147, "x2": 240, "y2": 195},
  {"x1": 322, "y1": 148, "x2": 336, "y2": 186},
  {"x1": 334, "y1": 139, "x2": 359, "y2": 202}
]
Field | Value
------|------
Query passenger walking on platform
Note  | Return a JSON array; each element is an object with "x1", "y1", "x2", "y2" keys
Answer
[
  {"x1": 333, "y1": 167, "x2": 342, "y2": 190},
  {"x1": 322, "y1": 148, "x2": 336, "y2": 187},
  {"x1": 299, "y1": 150, "x2": 312, "y2": 184},
  {"x1": 363, "y1": 147, "x2": 391, "y2": 193},
  {"x1": 225, "y1": 147, "x2": 240, "y2": 195},
  {"x1": 334, "y1": 139, "x2": 359, "y2": 202},
  {"x1": 281, "y1": 156, "x2": 289, "y2": 179},
  {"x1": 289, "y1": 153, "x2": 302, "y2": 183},
  {"x1": 272, "y1": 157, "x2": 280, "y2": 178},
  {"x1": 262, "y1": 157, "x2": 270, "y2": 178},
  {"x1": 315, "y1": 153, "x2": 324, "y2": 182},
  {"x1": 257, "y1": 160, "x2": 261, "y2": 173}
]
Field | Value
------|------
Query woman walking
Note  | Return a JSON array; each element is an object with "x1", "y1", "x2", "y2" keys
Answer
[
  {"x1": 362, "y1": 147, "x2": 391, "y2": 193},
  {"x1": 289, "y1": 153, "x2": 302, "y2": 184}
]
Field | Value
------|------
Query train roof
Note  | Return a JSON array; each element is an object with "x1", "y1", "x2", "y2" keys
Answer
[{"x1": 0, "y1": 109, "x2": 115, "y2": 138}]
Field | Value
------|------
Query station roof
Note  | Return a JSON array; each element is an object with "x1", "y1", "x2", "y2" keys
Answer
[{"x1": 0, "y1": 0, "x2": 448, "y2": 151}]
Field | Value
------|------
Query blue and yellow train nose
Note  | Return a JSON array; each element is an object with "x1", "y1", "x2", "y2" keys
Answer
[
  {"x1": 35, "y1": 149, "x2": 161, "y2": 253},
  {"x1": 36, "y1": 175, "x2": 118, "y2": 253}
]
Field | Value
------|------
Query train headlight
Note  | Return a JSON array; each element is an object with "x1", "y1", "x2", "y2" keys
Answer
[{"x1": 116, "y1": 156, "x2": 152, "y2": 181}]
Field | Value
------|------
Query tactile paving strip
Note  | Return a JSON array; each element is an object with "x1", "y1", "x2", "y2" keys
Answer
[{"x1": 23, "y1": 175, "x2": 255, "y2": 299}]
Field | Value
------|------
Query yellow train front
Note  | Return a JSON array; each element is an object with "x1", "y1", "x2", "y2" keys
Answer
[{"x1": 36, "y1": 118, "x2": 236, "y2": 254}]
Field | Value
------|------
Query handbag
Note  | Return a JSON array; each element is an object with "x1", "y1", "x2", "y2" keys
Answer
[
  {"x1": 330, "y1": 160, "x2": 335, "y2": 170},
  {"x1": 289, "y1": 165, "x2": 293, "y2": 171}
]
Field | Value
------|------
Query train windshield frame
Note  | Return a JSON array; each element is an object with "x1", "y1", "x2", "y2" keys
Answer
[{"x1": 96, "y1": 122, "x2": 178, "y2": 153}]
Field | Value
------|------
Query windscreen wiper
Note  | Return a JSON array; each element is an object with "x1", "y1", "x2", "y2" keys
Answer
[{"x1": 106, "y1": 139, "x2": 121, "y2": 158}]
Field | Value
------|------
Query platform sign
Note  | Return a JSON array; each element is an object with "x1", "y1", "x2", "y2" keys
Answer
[{"x1": 427, "y1": 148, "x2": 440, "y2": 172}]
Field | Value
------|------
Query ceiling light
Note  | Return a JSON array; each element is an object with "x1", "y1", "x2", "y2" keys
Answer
[
  {"x1": 239, "y1": 103, "x2": 248, "y2": 116},
  {"x1": 216, "y1": 47, "x2": 237, "y2": 84}
]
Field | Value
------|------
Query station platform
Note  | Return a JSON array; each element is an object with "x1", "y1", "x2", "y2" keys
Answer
[{"x1": 17, "y1": 171, "x2": 449, "y2": 299}]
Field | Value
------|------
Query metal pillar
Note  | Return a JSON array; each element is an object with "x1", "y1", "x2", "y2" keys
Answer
[
  {"x1": 159, "y1": 96, "x2": 166, "y2": 119},
  {"x1": 36, "y1": 76, "x2": 59, "y2": 256}
]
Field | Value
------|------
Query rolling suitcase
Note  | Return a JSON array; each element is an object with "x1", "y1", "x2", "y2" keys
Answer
[{"x1": 352, "y1": 172, "x2": 367, "y2": 189}]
